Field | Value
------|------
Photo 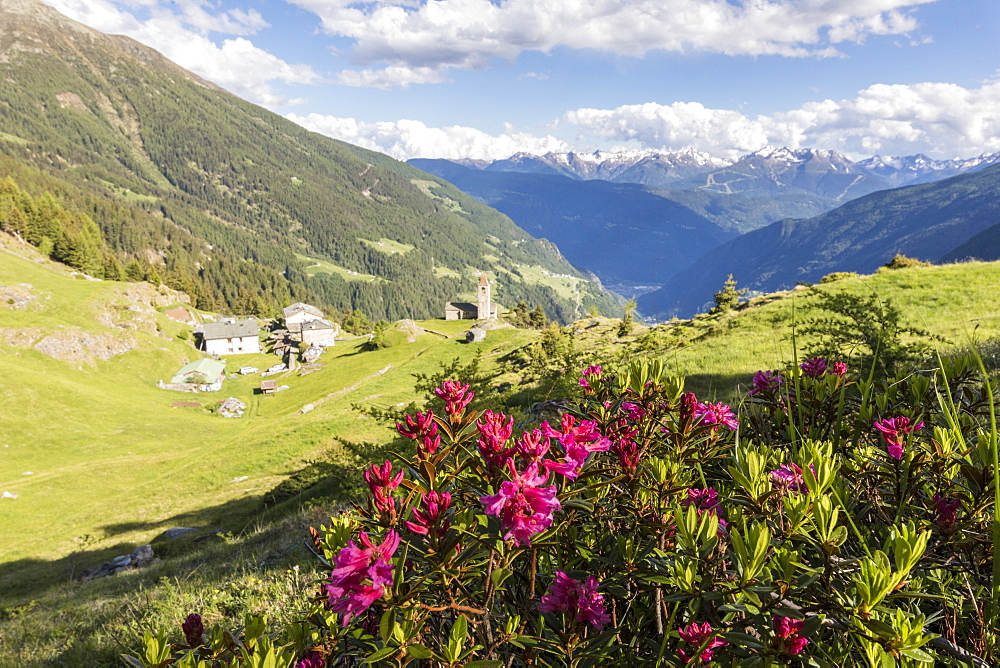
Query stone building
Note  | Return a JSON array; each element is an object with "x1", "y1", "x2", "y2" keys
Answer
[
  {"x1": 445, "y1": 274, "x2": 497, "y2": 320},
  {"x1": 293, "y1": 318, "x2": 338, "y2": 346}
]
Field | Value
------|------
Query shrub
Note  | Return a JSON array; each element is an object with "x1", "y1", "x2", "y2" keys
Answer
[
  {"x1": 884, "y1": 253, "x2": 932, "y2": 270},
  {"x1": 819, "y1": 271, "x2": 859, "y2": 283},
  {"x1": 128, "y1": 357, "x2": 1000, "y2": 667}
]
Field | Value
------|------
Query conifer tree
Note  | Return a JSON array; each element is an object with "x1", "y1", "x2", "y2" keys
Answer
[{"x1": 709, "y1": 274, "x2": 747, "y2": 314}]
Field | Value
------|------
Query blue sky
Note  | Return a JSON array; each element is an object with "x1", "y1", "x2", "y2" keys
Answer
[{"x1": 40, "y1": 0, "x2": 1000, "y2": 161}]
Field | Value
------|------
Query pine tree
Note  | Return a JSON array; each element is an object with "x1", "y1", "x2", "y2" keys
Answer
[{"x1": 709, "y1": 274, "x2": 747, "y2": 315}]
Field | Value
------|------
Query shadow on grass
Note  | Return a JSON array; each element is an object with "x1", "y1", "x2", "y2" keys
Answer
[
  {"x1": 0, "y1": 498, "x2": 333, "y2": 668},
  {"x1": 0, "y1": 494, "x2": 269, "y2": 605},
  {"x1": 675, "y1": 372, "x2": 750, "y2": 404}
]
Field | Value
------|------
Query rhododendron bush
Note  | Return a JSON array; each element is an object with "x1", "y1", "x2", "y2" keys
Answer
[{"x1": 128, "y1": 354, "x2": 1000, "y2": 667}]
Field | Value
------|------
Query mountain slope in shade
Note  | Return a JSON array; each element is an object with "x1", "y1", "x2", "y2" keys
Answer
[
  {"x1": 0, "y1": 0, "x2": 618, "y2": 322},
  {"x1": 409, "y1": 159, "x2": 734, "y2": 288},
  {"x1": 638, "y1": 163, "x2": 1000, "y2": 319}
]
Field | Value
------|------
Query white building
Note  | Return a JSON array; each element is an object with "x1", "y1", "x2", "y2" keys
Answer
[
  {"x1": 201, "y1": 319, "x2": 261, "y2": 356},
  {"x1": 282, "y1": 302, "x2": 324, "y2": 327}
]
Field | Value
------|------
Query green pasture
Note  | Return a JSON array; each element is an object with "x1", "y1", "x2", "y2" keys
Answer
[
  {"x1": 409, "y1": 179, "x2": 467, "y2": 214},
  {"x1": 294, "y1": 253, "x2": 378, "y2": 282},
  {"x1": 514, "y1": 264, "x2": 584, "y2": 300},
  {"x1": 628, "y1": 261, "x2": 1000, "y2": 400},
  {"x1": 0, "y1": 248, "x2": 534, "y2": 604},
  {"x1": 357, "y1": 237, "x2": 415, "y2": 255}
]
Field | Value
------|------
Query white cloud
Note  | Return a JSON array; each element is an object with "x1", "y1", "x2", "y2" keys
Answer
[
  {"x1": 565, "y1": 80, "x2": 1000, "y2": 160},
  {"x1": 40, "y1": 0, "x2": 319, "y2": 107},
  {"x1": 291, "y1": 0, "x2": 935, "y2": 88},
  {"x1": 335, "y1": 65, "x2": 447, "y2": 89},
  {"x1": 288, "y1": 78, "x2": 1000, "y2": 162},
  {"x1": 285, "y1": 113, "x2": 570, "y2": 160}
]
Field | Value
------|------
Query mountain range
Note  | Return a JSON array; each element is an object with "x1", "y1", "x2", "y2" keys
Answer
[
  {"x1": 637, "y1": 163, "x2": 1000, "y2": 318},
  {"x1": 0, "y1": 0, "x2": 618, "y2": 322},
  {"x1": 416, "y1": 146, "x2": 1000, "y2": 310},
  {"x1": 408, "y1": 159, "x2": 735, "y2": 291},
  {"x1": 469, "y1": 147, "x2": 1000, "y2": 194}
]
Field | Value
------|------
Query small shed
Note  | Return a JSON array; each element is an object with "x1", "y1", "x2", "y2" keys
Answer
[
  {"x1": 170, "y1": 358, "x2": 226, "y2": 391},
  {"x1": 261, "y1": 380, "x2": 277, "y2": 396}
]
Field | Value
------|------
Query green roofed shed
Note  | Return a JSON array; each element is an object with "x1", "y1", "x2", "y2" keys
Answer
[{"x1": 171, "y1": 358, "x2": 226, "y2": 385}]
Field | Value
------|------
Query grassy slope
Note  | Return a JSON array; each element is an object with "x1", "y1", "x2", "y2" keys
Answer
[
  {"x1": 4, "y1": 252, "x2": 1000, "y2": 665},
  {"x1": 0, "y1": 240, "x2": 535, "y2": 604},
  {"x1": 626, "y1": 262, "x2": 1000, "y2": 400}
]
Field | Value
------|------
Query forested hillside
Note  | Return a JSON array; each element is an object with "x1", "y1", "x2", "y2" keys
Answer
[{"x1": 0, "y1": 0, "x2": 618, "y2": 322}]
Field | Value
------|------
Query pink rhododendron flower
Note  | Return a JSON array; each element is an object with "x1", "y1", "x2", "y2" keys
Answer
[
  {"x1": 182, "y1": 613, "x2": 203, "y2": 647},
  {"x1": 364, "y1": 460, "x2": 404, "y2": 519},
  {"x1": 774, "y1": 616, "x2": 809, "y2": 655},
  {"x1": 578, "y1": 364, "x2": 603, "y2": 389},
  {"x1": 477, "y1": 410, "x2": 515, "y2": 471},
  {"x1": 537, "y1": 571, "x2": 611, "y2": 631},
  {"x1": 874, "y1": 416, "x2": 924, "y2": 460},
  {"x1": 516, "y1": 428, "x2": 551, "y2": 462},
  {"x1": 480, "y1": 461, "x2": 561, "y2": 546},
  {"x1": 800, "y1": 357, "x2": 828, "y2": 377},
  {"x1": 770, "y1": 463, "x2": 813, "y2": 494},
  {"x1": 434, "y1": 380, "x2": 474, "y2": 420},
  {"x1": 679, "y1": 392, "x2": 699, "y2": 421},
  {"x1": 682, "y1": 487, "x2": 728, "y2": 532},
  {"x1": 933, "y1": 493, "x2": 961, "y2": 531},
  {"x1": 541, "y1": 414, "x2": 611, "y2": 480},
  {"x1": 693, "y1": 401, "x2": 739, "y2": 431},
  {"x1": 612, "y1": 437, "x2": 641, "y2": 476},
  {"x1": 748, "y1": 370, "x2": 784, "y2": 396},
  {"x1": 295, "y1": 651, "x2": 324, "y2": 668},
  {"x1": 324, "y1": 531, "x2": 400, "y2": 626},
  {"x1": 396, "y1": 410, "x2": 440, "y2": 457},
  {"x1": 620, "y1": 401, "x2": 646, "y2": 420},
  {"x1": 678, "y1": 621, "x2": 728, "y2": 664},
  {"x1": 405, "y1": 490, "x2": 452, "y2": 538}
]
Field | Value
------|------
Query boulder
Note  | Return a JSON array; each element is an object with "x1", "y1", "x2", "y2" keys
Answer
[{"x1": 79, "y1": 544, "x2": 156, "y2": 581}]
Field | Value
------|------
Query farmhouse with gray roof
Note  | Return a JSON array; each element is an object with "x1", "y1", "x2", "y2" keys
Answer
[{"x1": 201, "y1": 318, "x2": 261, "y2": 356}]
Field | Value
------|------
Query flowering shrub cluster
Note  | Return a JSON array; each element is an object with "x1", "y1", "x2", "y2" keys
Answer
[{"x1": 129, "y1": 352, "x2": 1000, "y2": 667}]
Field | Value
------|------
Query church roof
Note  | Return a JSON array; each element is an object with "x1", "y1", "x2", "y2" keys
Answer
[
  {"x1": 478, "y1": 274, "x2": 490, "y2": 286},
  {"x1": 446, "y1": 302, "x2": 478, "y2": 313}
]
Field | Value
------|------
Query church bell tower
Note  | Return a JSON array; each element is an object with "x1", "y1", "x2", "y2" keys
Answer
[{"x1": 477, "y1": 274, "x2": 492, "y2": 319}]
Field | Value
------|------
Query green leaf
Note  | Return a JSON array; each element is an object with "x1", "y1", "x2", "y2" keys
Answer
[
  {"x1": 463, "y1": 662, "x2": 504, "y2": 668},
  {"x1": 379, "y1": 609, "x2": 396, "y2": 644},
  {"x1": 405, "y1": 644, "x2": 435, "y2": 659},
  {"x1": 490, "y1": 567, "x2": 512, "y2": 588},
  {"x1": 862, "y1": 619, "x2": 897, "y2": 638},
  {"x1": 361, "y1": 646, "x2": 397, "y2": 664},
  {"x1": 899, "y1": 647, "x2": 935, "y2": 663}
]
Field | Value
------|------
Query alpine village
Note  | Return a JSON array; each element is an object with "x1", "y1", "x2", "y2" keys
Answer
[{"x1": 5, "y1": 1, "x2": 1000, "y2": 666}]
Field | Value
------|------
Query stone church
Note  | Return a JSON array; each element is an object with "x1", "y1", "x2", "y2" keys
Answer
[{"x1": 444, "y1": 274, "x2": 498, "y2": 320}]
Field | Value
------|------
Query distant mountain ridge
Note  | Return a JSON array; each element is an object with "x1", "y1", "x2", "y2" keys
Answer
[
  {"x1": 409, "y1": 159, "x2": 735, "y2": 290},
  {"x1": 461, "y1": 147, "x2": 1000, "y2": 199},
  {"x1": 638, "y1": 163, "x2": 1000, "y2": 319}
]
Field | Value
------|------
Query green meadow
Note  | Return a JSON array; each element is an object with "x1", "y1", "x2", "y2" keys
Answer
[
  {"x1": 4, "y1": 240, "x2": 1000, "y2": 664},
  {"x1": 0, "y1": 243, "x2": 533, "y2": 606}
]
